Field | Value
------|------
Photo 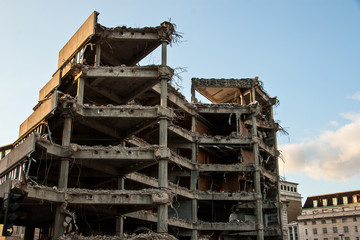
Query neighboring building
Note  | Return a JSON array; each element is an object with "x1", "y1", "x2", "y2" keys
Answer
[
  {"x1": 280, "y1": 180, "x2": 302, "y2": 240},
  {"x1": 0, "y1": 12, "x2": 283, "y2": 240},
  {"x1": 298, "y1": 190, "x2": 360, "y2": 240}
]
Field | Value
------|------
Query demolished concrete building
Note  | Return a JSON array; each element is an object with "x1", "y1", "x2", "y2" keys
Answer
[{"x1": 0, "y1": 12, "x2": 282, "y2": 240}]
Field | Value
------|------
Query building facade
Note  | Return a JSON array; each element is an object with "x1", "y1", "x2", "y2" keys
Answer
[
  {"x1": 0, "y1": 12, "x2": 283, "y2": 240},
  {"x1": 280, "y1": 180, "x2": 302, "y2": 240},
  {"x1": 298, "y1": 190, "x2": 360, "y2": 240}
]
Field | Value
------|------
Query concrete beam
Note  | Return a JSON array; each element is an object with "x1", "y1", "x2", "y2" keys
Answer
[
  {"x1": 125, "y1": 172, "x2": 196, "y2": 199},
  {"x1": 197, "y1": 136, "x2": 252, "y2": 145},
  {"x1": 76, "y1": 117, "x2": 121, "y2": 138},
  {"x1": 125, "y1": 211, "x2": 194, "y2": 229},
  {"x1": 12, "y1": 180, "x2": 171, "y2": 205},
  {"x1": 168, "y1": 125, "x2": 193, "y2": 142},
  {"x1": 259, "y1": 167, "x2": 277, "y2": 182},
  {"x1": 197, "y1": 221, "x2": 256, "y2": 231},
  {"x1": 196, "y1": 163, "x2": 254, "y2": 172},
  {"x1": 125, "y1": 211, "x2": 258, "y2": 231},
  {"x1": 244, "y1": 119, "x2": 277, "y2": 130},
  {"x1": 169, "y1": 153, "x2": 194, "y2": 170},
  {"x1": 37, "y1": 140, "x2": 169, "y2": 161},
  {"x1": 236, "y1": 201, "x2": 277, "y2": 209},
  {"x1": 152, "y1": 84, "x2": 192, "y2": 114},
  {"x1": 197, "y1": 192, "x2": 259, "y2": 201},
  {"x1": 79, "y1": 66, "x2": 173, "y2": 79},
  {"x1": 191, "y1": 78, "x2": 254, "y2": 89},
  {"x1": 85, "y1": 82, "x2": 124, "y2": 104},
  {"x1": 125, "y1": 135, "x2": 152, "y2": 147},
  {"x1": 105, "y1": 31, "x2": 160, "y2": 41},
  {"x1": 194, "y1": 104, "x2": 253, "y2": 114},
  {"x1": 258, "y1": 141, "x2": 276, "y2": 156}
]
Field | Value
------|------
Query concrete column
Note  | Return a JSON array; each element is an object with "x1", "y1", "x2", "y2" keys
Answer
[
  {"x1": 271, "y1": 105, "x2": 283, "y2": 239},
  {"x1": 190, "y1": 114, "x2": 198, "y2": 191},
  {"x1": 95, "y1": 43, "x2": 101, "y2": 67},
  {"x1": 54, "y1": 116, "x2": 72, "y2": 239},
  {"x1": 116, "y1": 177, "x2": 125, "y2": 236},
  {"x1": 251, "y1": 82, "x2": 264, "y2": 240},
  {"x1": 190, "y1": 111, "x2": 198, "y2": 240},
  {"x1": 157, "y1": 41, "x2": 168, "y2": 233},
  {"x1": 76, "y1": 77, "x2": 85, "y2": 105},
  {"x1": 58, "y1": 116, "x2": 72, "y2": 188}
]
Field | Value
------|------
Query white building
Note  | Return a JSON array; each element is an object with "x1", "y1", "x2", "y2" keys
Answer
[
  {"x1": 280, "y1": 180, "x2": 302, "y2": 240},
  {"x1": 298, "y1": 190, "x2": 360, "y2": 240}
]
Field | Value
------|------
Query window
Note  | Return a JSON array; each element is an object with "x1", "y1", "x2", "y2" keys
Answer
[
  {"x1": 333, "y1": 227, "x2": 338, "y2": 233},
  {"x1": 281, "y1": 185, "x2": 283, "y2": 190},
  {"x1": 344, "y1": 226, "x2": 349, "y2": 233},
  {"x1": 313, "y1": 200, "x2": 318, "y2": 208},
  {"x1": 354, "y1": 217, "x2": 357, "y2": 222},
  {"x1": 332, "y1": 219, "x2": 336, "y2": 223},
  {"x1": 322, "y1": 228, "x2": 327, "y2": 234},
  {"x1": 305, "y1": 229, "x2": 308, "y2": 235},
  {"x1": 312, "y1": 220, "x2": 316, "y2": 225},
  {"x1": 321, "y1": 219, "x2": 326, "y2": 224},
  {"x1": 324, "y1": 238, "x2": 328, "y2": 240},
  {"x1": 342, "y1": 218, "x2": 347, "y2": 223},
  {"x1": 355, "y1": 226, "x2": 358, "y2": 232},
  {"x1": 333, "y1": 197, "x2": 338, "y2": 205},
  {"x1": 343, "y1": 196, "x2": 348, "y2": 204},
  {"x1": 344, "y1": 237, "x2": 350, "y2": 240},
  {"x1": 294, "y1": 187, "x2": 297, "y2": 192},
  {"x1": 323, "y1": 199, "x2": 328, "y2": 206},
  {"x1": 313, "y1": 228, "x2": 317, "y2": 234},
  {"x1": 334, "y1": 238, "x2": 338, "y2": 240},
  {"x1": 304, "y1": 221, "x2": 307, "y2": 225},
  {"x1": 356, "y1": 237, "x2": 359, "y2": 240}
]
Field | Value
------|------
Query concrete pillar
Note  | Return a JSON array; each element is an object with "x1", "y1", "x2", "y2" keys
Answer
[
  {"x1": 157, "y1": 41, "x2": 168, "y2": 233},
  {"x1": 95, "y1": 43, "x2": 101, "y2": 67},
  {"x1": 190, "y1": 114, "x2": 198, "y2": 191},
  {"x1": 58, "y1": 116, "x2": 72, "y2": 188},
  {"x1": 251, "y1": 81, "x2": 264, "y2": 240},
  {"x1": 190, "y1": 111, "x2": 198, "y2": 240},
  {"x1": 116, "y1": 177, "x2": 125, "y2": 236},
  {"x1": 271, "y1": 105, "x2": 283, "y2": 239},
  {"x1": 54, "y1": 116, "x2": 72, "y2": 239},
  {"x1": 76, "y1": 77, "x2": 85, "y2": 105}
]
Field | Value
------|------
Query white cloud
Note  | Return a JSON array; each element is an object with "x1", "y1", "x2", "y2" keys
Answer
[
  {"x1": 279, "y1": 113, "x2": 360, "y2": 181},
  {"x1": 350, "y1": 92, "x2": 360, "y2": 101},
  {"x1": 328, "y1": 121, "x2": 339, "y2": 127}
]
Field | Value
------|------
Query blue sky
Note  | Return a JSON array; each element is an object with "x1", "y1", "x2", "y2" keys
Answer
[{"x1": 0, "y1": 0, "x2": 359, "y2": 202}]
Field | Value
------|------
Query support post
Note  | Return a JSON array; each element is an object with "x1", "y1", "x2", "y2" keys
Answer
[
  {"x1": 271, "y1": 105, "x2": 284, "y2": 239},
  {"x1": 116, "y1": 177, "x2": 125, "y2": 236},
  {"x1": 251, "y1": 80, "x2": 264, "y2": 240},
  {"x1": 190, "y1": 111, "x2": 198, "y2": 240},
  {"x1": 95, "y1": 43, "x2": 101, "y2": 67},
  {"x1": 76, "y1": 77, "x2": 85, "y2": 105},
  {"x1": 157, "y1": 40, "x2": 168, "y2": 233},
  {"x1": 54, "y1": 116, "x2": 72, "y2": 239}
]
